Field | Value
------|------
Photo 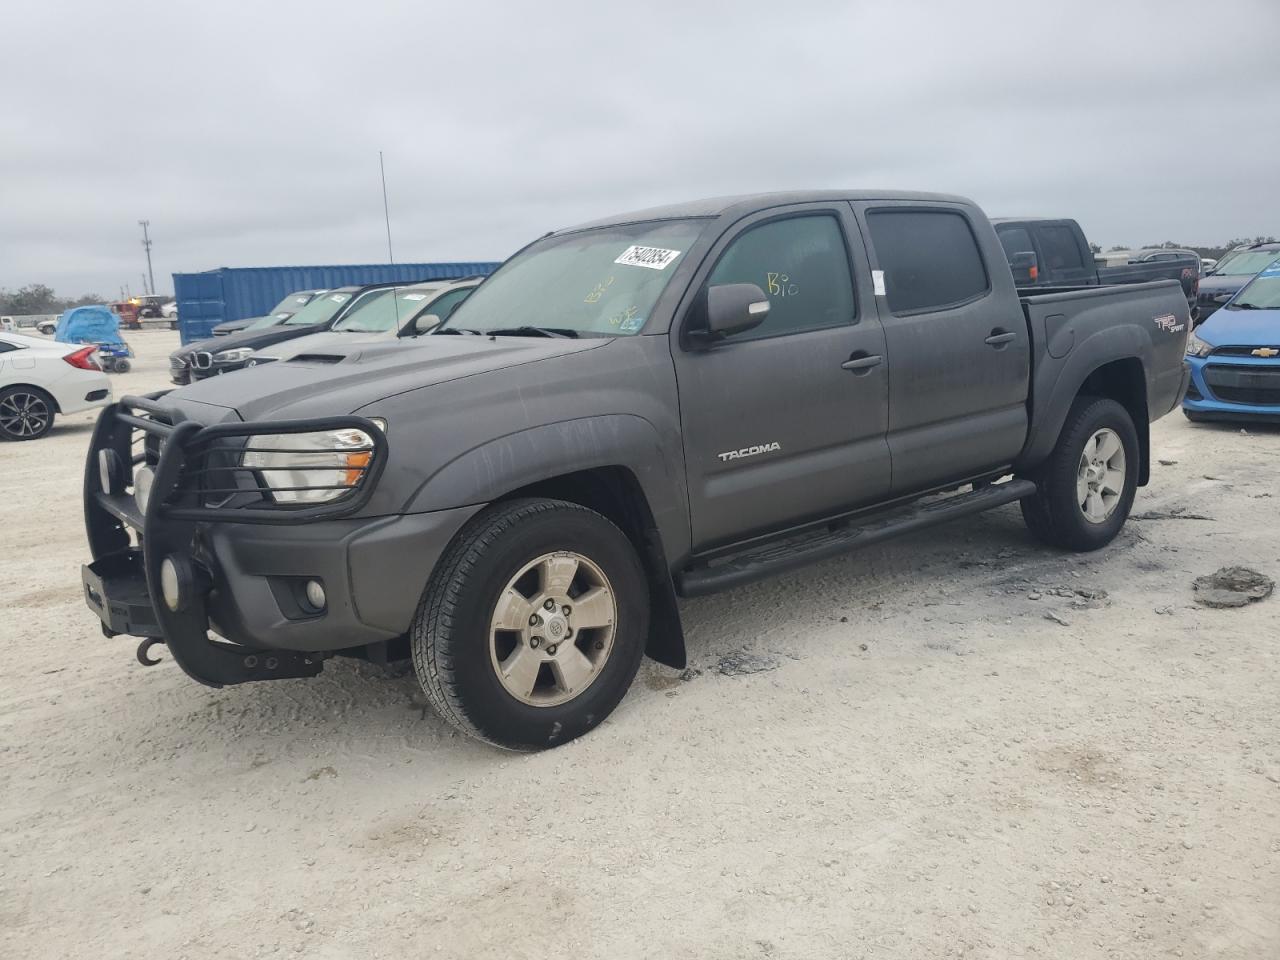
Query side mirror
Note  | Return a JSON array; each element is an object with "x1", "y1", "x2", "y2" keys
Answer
[
  {"x1": 412, "y1": 313, "x2": 442, "y2": 335},
  {"x1": 1009, "y1": 251, "x2": 1038, "y2": 283},
  {"x1": 693, "y1": 283, "x2": 770, "y2": 343}
]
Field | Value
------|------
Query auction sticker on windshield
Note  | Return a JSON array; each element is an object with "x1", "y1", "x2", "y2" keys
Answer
[{"x1": 615, "y1": 245, "x2": 681, "y2": 270}]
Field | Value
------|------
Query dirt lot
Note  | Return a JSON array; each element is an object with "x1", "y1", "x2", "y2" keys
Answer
[{"x1": 2, "y1": 330, "x2": 1277, "y2": 959}]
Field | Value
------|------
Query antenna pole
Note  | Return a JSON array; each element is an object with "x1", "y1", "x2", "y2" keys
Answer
[{"x1": 379, "y1": 151, "x2": 394, "y2": 264}]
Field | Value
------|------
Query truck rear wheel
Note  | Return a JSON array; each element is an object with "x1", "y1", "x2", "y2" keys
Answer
[
  {"x1": 411, "y1": 498, "x2": 649, "y2": 750},
  {"x1": 1020, "y1": 396, "x2": 1138, "y2": 551}
]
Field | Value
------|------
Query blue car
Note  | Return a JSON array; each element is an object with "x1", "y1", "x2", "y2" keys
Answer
[{"x1": 1184, "y1": 262, "x2": 1280, "y2": 422}]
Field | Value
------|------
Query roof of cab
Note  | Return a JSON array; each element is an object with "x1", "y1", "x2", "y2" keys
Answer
[{"x1": 557, "y1": 190, "x2": 974, "y2": 234}]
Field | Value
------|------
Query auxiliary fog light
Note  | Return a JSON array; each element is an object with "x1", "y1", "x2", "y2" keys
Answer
[
  {"x1": 304, "y1": 579, "x2": 327, "y2": 611},
  {"x1": 160, "y1": 556, "x2": 189, "y2": 612}
]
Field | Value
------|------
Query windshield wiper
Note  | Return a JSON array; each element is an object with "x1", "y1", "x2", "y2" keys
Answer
[
  {"x1": 485, "y1": 326, "x2": 579, "y2": 339},
  {"x1": 1227, "y1": 302, "x2": 1259, "y2": 310},
  {"x1": 434, "y1": 327, "x2": 484, "y2": 336}
]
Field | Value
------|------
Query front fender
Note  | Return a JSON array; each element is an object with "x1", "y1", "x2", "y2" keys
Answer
[{"x1": 403, "y1": 413, "x2": 691, "y2": 565}]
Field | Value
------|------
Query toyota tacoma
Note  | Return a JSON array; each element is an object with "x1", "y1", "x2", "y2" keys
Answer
[{"x1": 81, "y1": 191, "x2": 1190, "y2": 750}]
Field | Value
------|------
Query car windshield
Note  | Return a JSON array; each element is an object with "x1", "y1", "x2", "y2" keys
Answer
[
  {"x1": 1230, "y1": 269, "x2": 1280, "y2": 310},
  {"x1": 268, "y1": 291, "x2": 315, "y2": 314},
  {"x1": 1211, "y1": 251, "x2": 1280, "y2": 276},
  {"x1": 283, "y1": 291, "x2": 353, "y2": 325},
  {"x1": 442, "y1": 219, "x2": 706, "y2": 336},
  {"x1": 333, "y1": 287, "x2": 440, "y2": 333}
]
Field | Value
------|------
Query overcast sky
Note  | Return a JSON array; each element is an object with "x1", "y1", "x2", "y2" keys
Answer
[{"x1": 5, "y1": 0, "x2": 1277, "y2": 297}]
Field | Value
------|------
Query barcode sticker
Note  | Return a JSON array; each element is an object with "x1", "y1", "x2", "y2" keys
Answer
[
  {"x1": 872, "y1": 270, "x2": 886, "y2": 296},
  {"x1": 615, "y1": 245, "x2": 681, "y2": 270}
]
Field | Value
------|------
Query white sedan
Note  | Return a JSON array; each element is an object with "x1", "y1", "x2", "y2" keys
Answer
[{"x1": 0, "y1": 332, "x2": 112, "y2": 441}]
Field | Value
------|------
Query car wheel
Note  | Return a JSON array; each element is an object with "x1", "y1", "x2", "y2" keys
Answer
[
  {"x1": 1182, "y1": 408, "x2": 1208, "y2": 423},
  {"x1": 113, "y1": 359, "x2": 131, "y2": 373},
  {"x1": 0, "y1": 386, "x2": 56, "y2": 441},
  {"x1": 1020, "y1": 396, "x2": 1139, "y2": 551},
  {"x1": 412, "y1": 498, "x2": 649, "y2": 751}
]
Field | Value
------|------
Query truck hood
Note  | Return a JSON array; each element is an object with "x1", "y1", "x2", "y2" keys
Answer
[
  {"x1": 1197, "y1": 307, "x2": 1280, "y2": 347},
  {"x1": 167, "y1": 334, "x2": 609, "y2": 421},
  {"x1": 1198, "y1": 274, "x2": 1249, "y2": 300}
]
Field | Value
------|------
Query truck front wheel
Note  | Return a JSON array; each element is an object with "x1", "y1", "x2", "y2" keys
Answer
[
  {"x1": 1020, "y1": 396, "x2": 1139, "y2": 551},
  {"x1": 411, "y1": 498, "x2": 649, "y2": 750}
]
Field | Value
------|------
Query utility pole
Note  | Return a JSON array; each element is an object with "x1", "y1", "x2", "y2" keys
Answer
[{"x1": 138, "y1": 220, "x2": 155, "y2": 295}]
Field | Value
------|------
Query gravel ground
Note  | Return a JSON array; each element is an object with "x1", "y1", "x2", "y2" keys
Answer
[{"x1": 2, "y1": 331, "x2": 1278, "y2": 959}]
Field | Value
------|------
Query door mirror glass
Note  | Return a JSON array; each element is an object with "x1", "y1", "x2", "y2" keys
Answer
[
  {"x1": 697, "y1": 283, "x2": 770, "y2": 341},
  {"x1": 413, "y1": 313, "x2": 442, "y2": 335}
]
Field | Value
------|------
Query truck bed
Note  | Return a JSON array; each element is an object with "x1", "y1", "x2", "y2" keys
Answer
[{"x1": 1015, "y1": 279, "x2": 1191, "y2": 472}]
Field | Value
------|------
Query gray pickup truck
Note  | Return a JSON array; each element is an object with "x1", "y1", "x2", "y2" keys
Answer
[{"x1": 81, "y1": 191, "x2": 1190, "y2": 750}]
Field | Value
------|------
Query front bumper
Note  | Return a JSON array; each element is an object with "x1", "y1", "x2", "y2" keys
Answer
[
  {"x1": 81, "y1": 396, "x2": 477, "y2": 687},
  {"x1": 1184, "y1": 354, "x2": 1280, "y2": 420}
]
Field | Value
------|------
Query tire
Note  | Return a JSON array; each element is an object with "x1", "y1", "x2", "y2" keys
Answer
[
  {"x1": 113, "y1": 359, "x2": 131, "y2": 373},
  {"x1": 1182, "y1": 408, "x2": 1207, "y2": 423},
  {"x1": 412, "y1": 498, "x2": 649, "y2": 751},
  {"x1": 0, "y1": 386, "x2": 56, "y2": 441},
  {"x1": 1020, "y1": 396, "x2": 1139, "y2": 551}
]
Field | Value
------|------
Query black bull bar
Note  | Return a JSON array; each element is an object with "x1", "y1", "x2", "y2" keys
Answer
[{"x1": 80, "y1": 395, "x2": 388, "y2": 687}]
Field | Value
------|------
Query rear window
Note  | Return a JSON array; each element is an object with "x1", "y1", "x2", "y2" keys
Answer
[{"x1": 867, "y1": 210, "x2": 989, "y2": 313}]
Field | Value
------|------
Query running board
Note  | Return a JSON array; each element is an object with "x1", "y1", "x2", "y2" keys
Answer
[{"x1": 676, "y1": 479, "x2": 1038, "y2": 598}]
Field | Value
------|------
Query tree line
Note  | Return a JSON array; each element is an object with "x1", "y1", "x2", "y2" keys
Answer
[{"x1": 0, "y1": 284, "x2": 107, "y2": 316}]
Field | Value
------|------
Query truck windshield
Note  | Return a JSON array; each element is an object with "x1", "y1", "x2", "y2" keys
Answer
[
  {"x1": 1210, "y1": 251, "x2": 1280, "y2": 276},
  {"x1": 282, "y1": 291, "x2": 353, "y2": 326},
  {"x1": 333, "y1": 287, "x2": 439, "y2": 333},
  {"x1": 441, "y1": 219, "x2": 706, "y2": 336},
  {"x1": 1229, "y1": 270, "x2": 1280, "y2": 310}
]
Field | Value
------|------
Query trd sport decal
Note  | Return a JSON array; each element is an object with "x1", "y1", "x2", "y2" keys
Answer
[
  {"x1": 717, "y1": 442, "x2": 782, "y2": 463},
  {"x1": 1153, "y1": 314, "x2": 1185, "y2": 334}
]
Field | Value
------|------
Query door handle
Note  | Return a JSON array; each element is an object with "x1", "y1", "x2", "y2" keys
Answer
[
  {"x1": 984, "y1": 331, "x2": 1017, "y2": 346},
  {"x1": 841, "y1": 354, "x2": 883, "y2": 372}
]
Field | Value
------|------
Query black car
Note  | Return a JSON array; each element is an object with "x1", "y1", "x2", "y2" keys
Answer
[
  {"x1": 1196, "y1": 242, "x2": 1280, "y2": 323},
  {"x1": 210, "y1": 289, "x2": 323, "y2": 337},
  {"x1": 169, "y1": 284, "x2": 408, "y2": 384}
]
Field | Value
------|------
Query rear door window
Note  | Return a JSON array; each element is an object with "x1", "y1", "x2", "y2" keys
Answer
[
  {"x1": 1034, "y1": 224, "x2": 1086, "y2": 272},
  {"x1": 867, "y1": 210, "x2": 990, "y2": 313},
  {"x1": 705, "y1": 214, "x2": 856, "y2": 340}
]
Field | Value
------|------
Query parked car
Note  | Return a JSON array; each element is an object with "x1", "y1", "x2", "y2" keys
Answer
[
  {"x1": 1201, "y1": 258, "x2": 1218, "y2": 273},
  {"x1": 0, "y1": 331, "x2": 111, "y2": 441},
  {"x1": 161, "y1": 301, "x2": 179, "y2": 318},
  {"x1": 249, "y1": 279, "x2": 481, "y2": 365},
  {"x1": 1195, "y1": 242, "x2": 1280, "y2": 323},
  {"x1": 168, "y1": 285, "x2": 401, "y2": 384},
  {"x1": 36, "y1": 317, "x2": 59, "y2": 336},
  {"x1": 1132, "y1": 248, "x2": 1204, "y2": 275},
  {"x1": 210, "y1": 289, "x2": 323, "y2": 337},
  {"x1": 1184, "y1": 260, "x2": 1280, "y2": 422},
  {"x1": 993, "y1": 218, "x2": 1200, "y2": 317},
  {"x1": 81, "y1": 190, "x2": 1188, "y2": 750}
]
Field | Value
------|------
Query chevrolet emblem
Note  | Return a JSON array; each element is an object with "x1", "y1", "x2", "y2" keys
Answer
[{"x1": 1252, "y1": 347, "x2": 1280, "y2": 358}]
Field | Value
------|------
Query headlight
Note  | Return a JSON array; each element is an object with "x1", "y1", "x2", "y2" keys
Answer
[
  {"x1": 241, "y1": 422, "x2": 385, "y2": 504},
  {"x1": 1186, "y1": 333, "x2": 1213, "y2": 358},
  {"x1": 214, "y1": 348, "x2": 255, "y2": 363}
]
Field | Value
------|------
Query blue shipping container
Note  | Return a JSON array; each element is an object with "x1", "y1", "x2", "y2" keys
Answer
[{"x1": 173, "y1": 262, "x2": 502, "y2": 344}]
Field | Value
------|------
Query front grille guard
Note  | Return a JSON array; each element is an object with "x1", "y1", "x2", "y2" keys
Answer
[
  {"x1": 82, "y1": 393, "x2": 387, "y2": 687},
  {"x1": 90, "y1": 394, "x2": 388, "y2": 528}
]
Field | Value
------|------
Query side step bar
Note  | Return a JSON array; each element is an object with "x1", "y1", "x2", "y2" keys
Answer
[{"x1": 676, "y1": 479, "x2": 1038, "y2": 598}]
